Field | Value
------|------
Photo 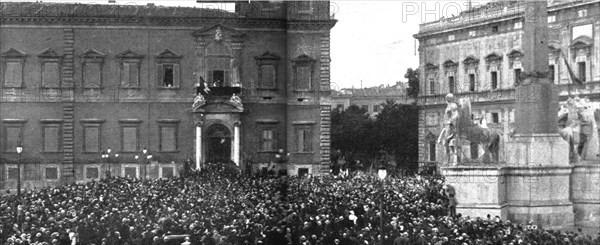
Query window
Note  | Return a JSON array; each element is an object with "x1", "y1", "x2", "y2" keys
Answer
[
  {"x1": 124, "y1": 166, "x2": 138, "y2": 178},
  {"x1": 548, "y1": 15, "x2": 556, "y2": 23},
  {"x1": 336, "y1": 104, "x2": 344, "y2": 111},
  {"x1": 294, "y1": 124, "x2": 314, "y2": 153},
  {"x1": 429, "y1": 79, "x2": 435, "y2": 95},
  {"x1": 42, "y1": 62, "x2": 60, "y2": 88},
  {"x1": 514, "y1": 22, "x2": 522, "y2": 29},
  {"x1": 578, "y1": 62, "x2": 586, "y2": 82},
  {"x1": 491, "y1": 71, "x2": 498, "y2": 89},
  {"x1": 45, "y1": 167, "x2": 59, "y2": 180},
  {"x1": 514, "y1": 68, "x2": 521, "y2": 85},
  {"x1": 297, "y1": 1, "x2": 313, "y2": 13},
  {"x1": 491, "y1": 112, "x2": 499, "y2": 123},
  {"x1": 205, "y1": 42, "x2": 232, "y2": 87},
  {"x1": 470, "y1": 142, "x2": 479, "y2": 159},
  {"x1": 255, "y1": 52, "x2": 281, "y2": 90},
  {"x1": 1, "y1": 48, "x2": 27, "y2": 88},
  {"x1": 7, "y1": 167, "x2": 19, "y2": 180},
  {"x1": 85, "y1": 167, "x2": 99, "y2": 179},
  {"x1": 578, "y1": 9, "x2": 587, "y2": 18},
  {"x1": 161, "y1": 167, "x2": 174, "y2": 178},
  {"x1": 3, "y1": 119, "x2": 25, "y2": 152},
  {"x1": 549, "y1": 65, "x2": 555, "y2": 83},
  {"x1": 469, "y1": 30, "x2": 476, "y2": 37},
  {"x1": 491, "y1": 26, "x2": 499, "y2": 33},
  {"x1": 292, "y1": 55, "x2": 316, "y2": 91},
  {"x1": 469, "y1": 74, "x2": 476, "y2": 92},
  {"x1": 116, "y1": 49, "x2": 144, "y2": 88},
  {"x1": 260, "y1": 129, "x2": 277, "y2": 152},
  {"x1": 84, "y1": 127, "x2": 100, "y2": 153},
  {"x1": 82, "y1": 49, "x2": 106, "y2": 88},
  {"x1": 448, "y1": 76, "x2": 455, "y2": 93},
  {"x1": 429, "y1": 141, "x2": 436, "y2": 161},
  {"x1": 448, "y1": 35, "x2": 455, "y2": 41},
  {"x1": 155, "y1": 49, "x2": 182, "y2": 89},
  {"x1": 119, "y1": 119, "x2": 141, "y2": 153},
  {"x1": 361, "y1": 105, "x2": 369, "y2": 112},
  {"x1": 158, "y1": 120, "x2": 179, "y2": 152},
  {"x1": 42, "y1": 122, "x2": 61, "y2": 152},
  {"x1": 373, "y1": 105, "x2": 381, "y2": 113}
]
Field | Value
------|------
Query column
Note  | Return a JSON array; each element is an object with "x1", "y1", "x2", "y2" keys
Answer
[
  {"x1": 233, "y1": 123, "x2": 240, "y2": 166},
  {"x1": 196, "y1": 125, "x2": 202, "y2": 170}
]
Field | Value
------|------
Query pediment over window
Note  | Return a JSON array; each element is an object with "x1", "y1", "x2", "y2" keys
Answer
[
  {"x1": 193, "y1": 98, "x2": 244, "y2": 113},
  {"x1": 37, "y1": 48, "x2": 62, "y2": 59},
  {"x1": 425, "y1": 62, "x2": 439, "y2": 70},
  {"x1": 548, "y1": 42, "x2": 561, "y2": 56},
  {"x1": 463, "y1": 56, "x2": 479, "y2": 66},
  {"x1": 255, "y1": 51, "x2": 281, "y2": 61},
  {"x1": 442, "y1": 60, "x2": 458, "y2": 69},
  {"x1": 155, "y1": 49, "x2": 182, "y2": 59},
  {"x1": 116, "y1": 49, "x2": 144, "y2": 59},
  {"x1": 424, "y1": 131, "x2": 437, "y2": 141},
  {"x1": 485, "y1": 53, "x2": 503, "y2": 63},
  {"x1": 570, "y1": 36, "x2": 593, "y2": 49},
  {"x1": 192, "y1": 24, "x2": 245, "y2": 39},
  {"x1": 507, "y1": 49, "x2": 523, "y2": 59},
  {"x1": 82, "y1": 49, "x2": 107, "y2": 58},
  {"x1": 0, "y1": 48, "x2": 27, "y2": 58},
  {"x1": 291, "y1": 54, "x2": 316, "y2": 65}
]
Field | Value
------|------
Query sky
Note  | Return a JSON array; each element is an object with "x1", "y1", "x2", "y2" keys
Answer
[{"x1": 4, "y1": 0, "x2": 489, "y2": 89}]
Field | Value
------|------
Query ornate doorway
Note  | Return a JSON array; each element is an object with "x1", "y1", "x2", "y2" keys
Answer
[{"x1": 206, "y1": 124, "x2": 231, "y2": 163}]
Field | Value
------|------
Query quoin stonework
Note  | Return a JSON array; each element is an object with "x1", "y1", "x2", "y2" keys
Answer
[{"x1": 0, "y1": 1, "x2": 336, "y2": 189}]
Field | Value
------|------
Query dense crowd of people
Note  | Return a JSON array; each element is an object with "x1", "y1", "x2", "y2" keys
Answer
[{"x1": 1, "y1": 163, "x2": 599, "y2": 245}]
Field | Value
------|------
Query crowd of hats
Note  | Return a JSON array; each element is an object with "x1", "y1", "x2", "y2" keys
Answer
[{"x1": 1, "y1": 164, "x2": 598, "y2": 245}]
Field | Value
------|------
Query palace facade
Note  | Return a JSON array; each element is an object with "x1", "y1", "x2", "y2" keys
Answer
[
  {"x1": 0, "y1": 1, "x2": 336, "y2": 189},
  {"x1": 331, "y1": 82, "x2": 414, "y2": 117},
  {"x1": 415, "y1": 0, "x2": 600, "y2": 165}
]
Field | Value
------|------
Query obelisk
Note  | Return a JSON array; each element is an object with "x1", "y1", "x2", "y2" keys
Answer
[
  {"x1": 504, "y1": 1, "x2": 573, "y2": 228},
  {"x1": 507, "y1": 1, "x2": 568, "y2": 166}
]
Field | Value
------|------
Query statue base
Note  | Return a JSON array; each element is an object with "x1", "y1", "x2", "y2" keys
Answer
[{"x1": 442, "y1": 164, "x2": 576, "y2": 230}]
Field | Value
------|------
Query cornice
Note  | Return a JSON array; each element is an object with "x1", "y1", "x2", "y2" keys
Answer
[{"x1": 287, "y1": 19, "x2": 337, "y2": 31}]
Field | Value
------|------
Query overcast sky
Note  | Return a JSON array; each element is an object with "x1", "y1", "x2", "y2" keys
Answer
[{"x1": 5, "y1": 0, "x2": 489, "y2": 89}]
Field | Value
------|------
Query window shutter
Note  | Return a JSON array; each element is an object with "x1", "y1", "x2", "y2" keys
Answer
[
  {"x1": 130, "y1": 63, "x2": 139, "y2": 87},
  {"x1": 158, "y1": 64, "x2": 164, "y2": 87},
  {"x1": 122, "y1": 63, "x2": 130, "y2": 87},
  {"x1": 173, "y1": 64, "x2": 180, "y2": 87},
  {"x1": 5, "y1": 62, "x2": 22, "y2": 87},
  {"x1": 224, "y1": 70, "x2": 230, "y2": 86}
]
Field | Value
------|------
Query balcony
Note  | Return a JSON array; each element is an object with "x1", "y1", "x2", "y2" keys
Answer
[{"x1": 201, "y1": 86, "x2": 241, "y2": 97}]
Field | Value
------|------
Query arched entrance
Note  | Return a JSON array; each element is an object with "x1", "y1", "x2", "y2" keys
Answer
[{"x1": 206, "y1": 124, "x2": 231, "y2": 163}]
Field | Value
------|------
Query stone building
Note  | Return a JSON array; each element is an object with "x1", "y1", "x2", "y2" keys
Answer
[
  {"x1": 415, "y1": 0, "x2": 600, "y2": 165},
  {"x1": 0, "y1": 1, "x2": 336, "y2": 189},
  {"x1": 331, "y1": 82, "x2": 414, "y2": 117},
  {"x1": 415, "y1": 0, "x2": 600, "y2": 229}
]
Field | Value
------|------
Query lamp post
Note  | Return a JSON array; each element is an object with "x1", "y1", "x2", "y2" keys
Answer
[
  {"x1": 378, "y1": 167, "x2": 387, "y2": 234},
  {"x1": 101, "y1": 151, "x2": 108, "y2": 178},
  {"x1": 16, "y1": 144, "x2": 23, "y2": 198},
  {"x1": 274, "y1": 148, "x2": 290, "y2": 176},
  {"x1": 146, "y1": 154, "x2": 153, "y2": 179},
  {"x1": 114, "y1": 153, "x2": 119, "y2": 177},
  {"x1": 134, "y1": 155, "x2": 139, "y2": 179},
  {"x1": 107, "y1": 148, "x2": 112, "y2": 177}
]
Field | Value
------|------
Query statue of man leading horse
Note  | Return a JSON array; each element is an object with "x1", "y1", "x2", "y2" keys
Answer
[{"x1": 438, "y1": 93, "x2": 501, "y2": 165}]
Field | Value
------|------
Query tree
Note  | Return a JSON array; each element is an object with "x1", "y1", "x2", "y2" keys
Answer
[
  {"x1": 405, "y1": 68, "x2": 419, "y2": 98},
  {"x1": 374, "y1": 99, "x2": 419, "y2": 172},
  {"x1": 331, "y1": 105, "x2": 376, "y2": 163}
]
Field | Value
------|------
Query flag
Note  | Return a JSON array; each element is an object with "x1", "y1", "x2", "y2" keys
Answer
[
  {"x1": 561, "y1": 50, "x2": 583, "y2": 85},
  {"x1": 198, "y1": 76, "x2": 211, "y2": 94}
]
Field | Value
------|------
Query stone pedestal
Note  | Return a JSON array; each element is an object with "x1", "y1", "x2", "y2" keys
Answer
[
  {"x1": 571, "y1": 164, "x2": 600, "y2": 229},
  {"x1": 442, "y1": 166, "x2": 507, "y2": 220}
]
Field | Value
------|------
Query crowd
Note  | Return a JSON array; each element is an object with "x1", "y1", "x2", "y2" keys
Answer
[{"x1": 1, "y1": 163, "x2": 599, "y2": 245}]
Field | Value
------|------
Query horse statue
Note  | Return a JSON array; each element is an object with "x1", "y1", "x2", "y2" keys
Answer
[
  {"x1": 558, "y1": 97, "x2": 599, "y2": 163},
  {"x1": 438, "y1": 94, "x2": 500, "y2": 164},
  {"x1": 456, "y1": 97, "x2": 501, "y2": 163}
]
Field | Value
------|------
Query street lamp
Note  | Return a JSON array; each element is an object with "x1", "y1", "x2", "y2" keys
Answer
[
  {"x1": 378, "y1": 167, "x2": 387, "y2": 234},
  {"x1": 16, "y1": 144, "x2": 23, "y2": 198},
  {"x1": 101, "y1": 151, "x2": 109, "y2": 178},
  {"x1": 134, "y1": 155, "x2": 139, "y2": 179},
  {"x1": 146, "y1": 154, "x2": 153, "y2": 179}
]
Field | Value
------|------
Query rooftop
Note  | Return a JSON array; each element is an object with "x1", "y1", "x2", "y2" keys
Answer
[{"x1": 0, "y1": 2, "x2": 239, "y2": 19}]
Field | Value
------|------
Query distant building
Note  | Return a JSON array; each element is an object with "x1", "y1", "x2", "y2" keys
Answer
[
  {"x1": 414, "y1": 0, "x2": 600, "y2": 164},
  {"x1": 0, "y1": 1, "x2": 336, "y2": 189},
  {"x1": 331, "y1": 82, "x2": 415, "y2": 116}
]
